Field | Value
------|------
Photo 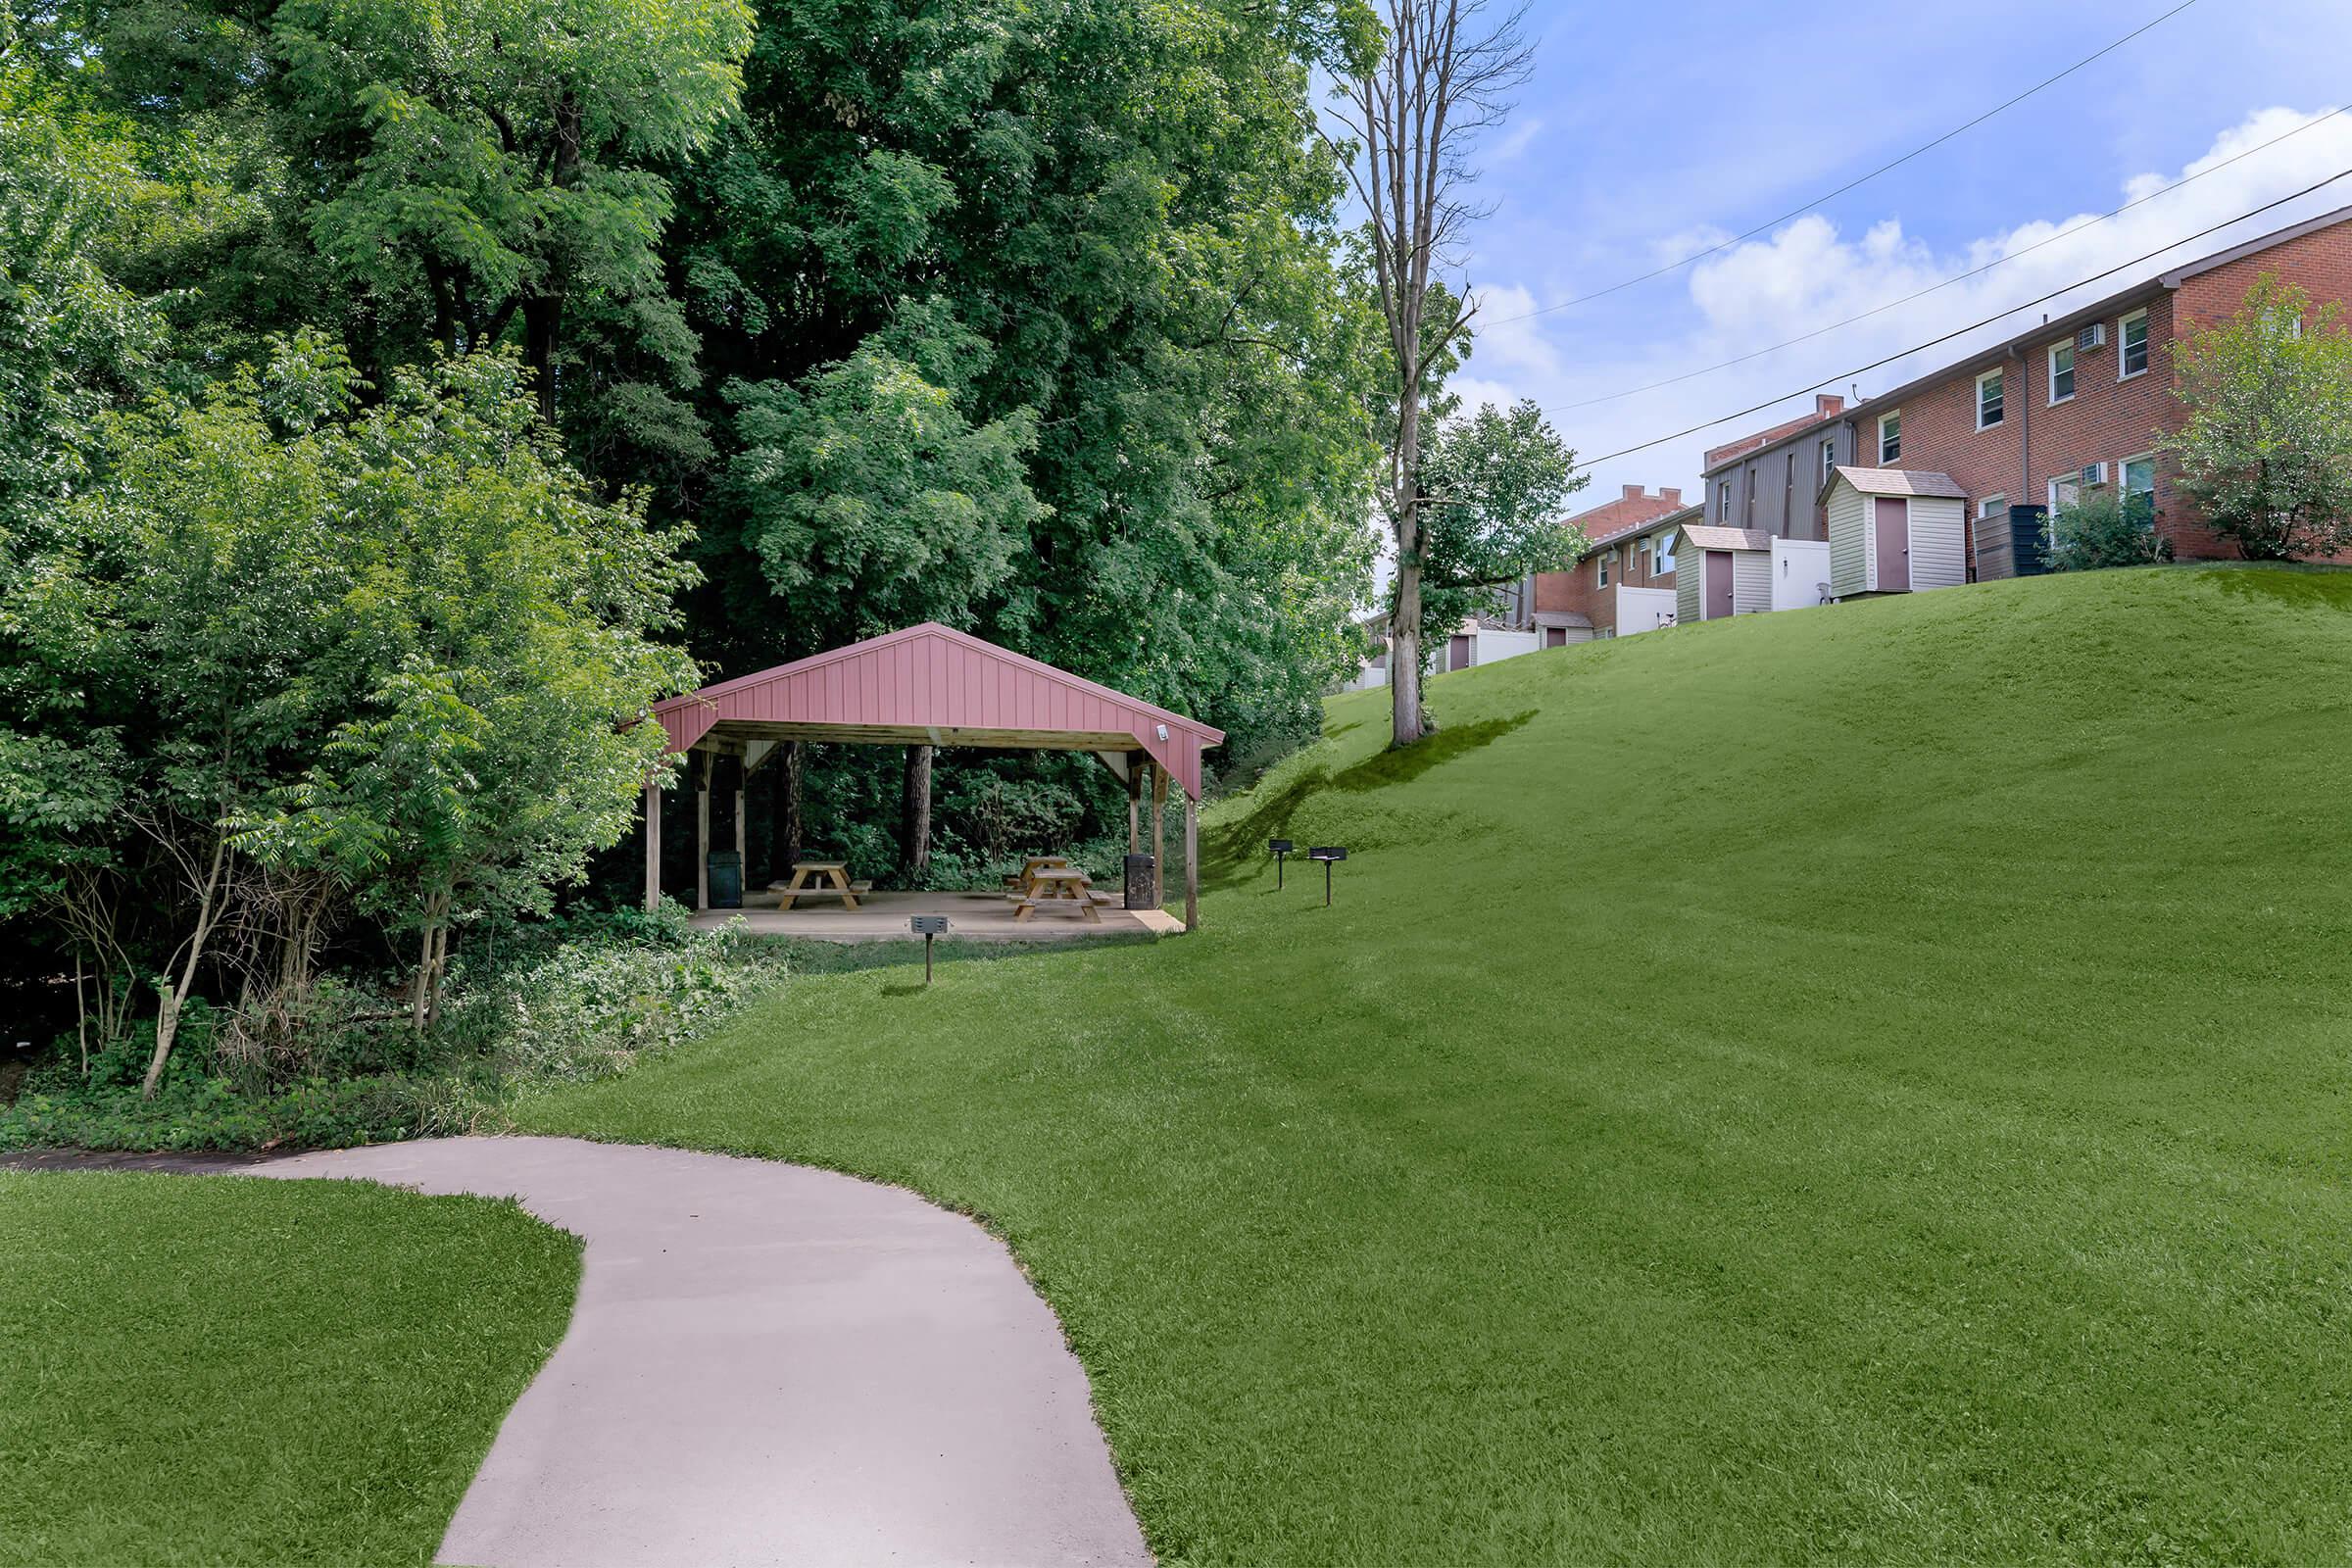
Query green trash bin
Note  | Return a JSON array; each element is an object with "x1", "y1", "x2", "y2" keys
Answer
[{"x1": 706, "y1": 850, "x2": 743, "y2": 909}]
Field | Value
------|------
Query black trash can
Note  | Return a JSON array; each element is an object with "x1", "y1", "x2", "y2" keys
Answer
[
  {"x1": 1124, "y1": 853, "x2": 1156, "y2": 910},
  {"x1": 706, "y1": 850, "x2": 743, "y2": 909}
]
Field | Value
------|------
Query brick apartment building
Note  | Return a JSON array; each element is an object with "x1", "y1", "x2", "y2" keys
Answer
[
  {"x1": 1835, "y1": 203, "x2": 2352, "y2": 579},
  {"x1": 1519, "y1": 484, "x2": 1693, "y2": 639}
]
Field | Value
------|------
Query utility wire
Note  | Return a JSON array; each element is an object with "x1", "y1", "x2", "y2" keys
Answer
[
  {"x1": 1573, "y1": 167, "x2": 2352, "y2": 466},
  {"x1": 1541, "y1": 103, "x2": 2351, "y2": 415},
  {"x1": 1494, "y1": 0, "x2": 2204, "y2": 324}
]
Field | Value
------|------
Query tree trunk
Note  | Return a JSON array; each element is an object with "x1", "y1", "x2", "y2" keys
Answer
[
  {"x1": 523, "y1": 295, "x2": 563, "y2": 423},
  {"x1": 770, "y1": 741, "x2": 804, "y2": 879},
  {"x1": 901, "y1": 744, "x2": 933, "y2": 881},
  {"x1": 1390, "y1": 355, "x2": 1427, "y2": 747},
  {"x1": 140, "y1": 832, "x2": 228, "y2": 1100}
]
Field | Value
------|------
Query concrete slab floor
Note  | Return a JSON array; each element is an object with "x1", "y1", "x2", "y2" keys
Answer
[{"x1": 254, "y1": 1136, "x2": 1152, "y2": 1568}]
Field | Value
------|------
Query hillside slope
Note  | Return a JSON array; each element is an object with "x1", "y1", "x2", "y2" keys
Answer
[{"x1": 526, "y1": 565, "x2": 2352, "y2": 1566}]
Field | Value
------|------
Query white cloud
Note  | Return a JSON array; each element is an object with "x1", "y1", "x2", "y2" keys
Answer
[
  {"x1": 1482, "y1": 104, "x2": 2352, "y2": 497},
  {"x1": 1490, "y1": 116, "x2": 1544, "y2": 164}
]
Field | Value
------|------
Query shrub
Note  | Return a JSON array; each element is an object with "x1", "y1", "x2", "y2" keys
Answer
[{"x1": 2045, "y1": 490, "x2": 2174, "y2": 572}]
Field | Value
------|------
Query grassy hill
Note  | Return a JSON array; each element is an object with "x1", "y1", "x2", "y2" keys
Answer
[{"x1": 524, "y1": 565, "x2": 2352, "y2": 1565}]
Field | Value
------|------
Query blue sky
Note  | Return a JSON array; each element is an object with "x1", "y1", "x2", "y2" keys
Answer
[{"x1": 1442, "y1": 0, "x2": 2352, "y2": 507}]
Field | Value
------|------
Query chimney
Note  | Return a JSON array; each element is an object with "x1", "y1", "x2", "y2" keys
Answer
[
  {"x1": 1816, "y1": 393, "x2": 1844, "y2": 417},
  {"x1": 1621, "y1": 483, "x2": 1645, "y2": 501},
  {"x1": 1660, "y1": 488, "x2": 1682, "y2": 506}
]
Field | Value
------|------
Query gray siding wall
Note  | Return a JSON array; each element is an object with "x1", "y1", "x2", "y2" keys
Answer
[
  {"x1": 1828, "y1": 483, "x2": 1869, "y2": 598},
  {"x1": 1677, "y1": 555, "x2": 1701, "y2": 627},
  {"x1": 1732, "y1": 549, "x2": 1772, "y2": 612},
  {"x1": 1707, "y1": 423, "x2": 1847, "y2": 542}
]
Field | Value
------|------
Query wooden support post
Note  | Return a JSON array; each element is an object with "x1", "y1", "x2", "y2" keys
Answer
[
  {"x1": 1127, "y1": 761, "x2": 1142, "y2": 854},
  {"x1": 1183, "y1": 794, "x2": 1199, "y2": 932},
  {"x1": 734, "y1": 755, "x2": 747, "y2": 863},
  {"x1": 1151, "y1": 762, "x2": 1167, "y2": 907},
  {"x1": 643, "y1": 781, "x2": 662, "y2": 912},
  {"x1": 695, "y1": 753, "x2": 710, "y2": 912}
]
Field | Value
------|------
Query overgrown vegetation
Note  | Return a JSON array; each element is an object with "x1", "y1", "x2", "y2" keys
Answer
[
  {"x1": 0, "y1": 907, "x2": 785, "y2": 1151},
  {"x1": 2044, "y1": 488, "x2": 2174, "y2": 571}
]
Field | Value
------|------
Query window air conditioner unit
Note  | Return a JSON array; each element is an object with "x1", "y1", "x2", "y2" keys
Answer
[
  {"x1": 2077, "y1": 322, "x2": 2106, "y2": 353},
  {"x1": 2080, "y1": 462, "x2": 2108, "y2": 487}
]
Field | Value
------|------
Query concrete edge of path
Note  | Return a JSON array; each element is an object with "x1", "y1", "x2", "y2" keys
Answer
[{"x1": 15, "y1": 1135, "x2": 1155, "y2": 1568}]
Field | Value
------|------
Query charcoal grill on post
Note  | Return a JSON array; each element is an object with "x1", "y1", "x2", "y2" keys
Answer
[
  {"x1": 1307, "y1": 846, "x2": 1348, "y2": 907},
  {"x1": 1268, "y1": 839, "x2": 1294, "y2": 890}
]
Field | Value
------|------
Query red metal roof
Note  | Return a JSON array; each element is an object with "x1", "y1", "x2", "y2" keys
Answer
[{"x1": 651, "y1": 623, "x2": 1226, "y2": 800}]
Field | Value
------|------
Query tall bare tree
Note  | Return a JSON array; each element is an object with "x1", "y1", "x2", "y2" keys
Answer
[{"x1": 1321, "y1": 0, "x2": 1533, "y2": 746}]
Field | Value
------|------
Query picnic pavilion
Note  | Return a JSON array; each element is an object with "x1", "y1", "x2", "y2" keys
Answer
[{"x1": 643, "y1": 623, "x2": 1225, "y2": 936}]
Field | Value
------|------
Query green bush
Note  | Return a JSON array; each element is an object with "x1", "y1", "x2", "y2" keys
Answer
[{"x1": 2045, "y1": 490, "x2": 2174, "y2": 571}]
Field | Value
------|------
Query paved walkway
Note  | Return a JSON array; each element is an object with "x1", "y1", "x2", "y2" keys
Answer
[{"x1": 257, "y1": 1136, "x2": 1152, "y2": 1568}]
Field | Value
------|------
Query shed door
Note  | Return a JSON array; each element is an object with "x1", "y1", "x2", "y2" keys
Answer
[
  {"x1": 1875, "y1": 497, "x2": 1911, "y2": 591},
  {"x1": 1544, "y1": 627, "x2": 1565, "y2": 648},
  {"x1": 1704, "y1": 551, "x2": 1734, "y2": 620},
  {"x1": 1447, "y1": 633, "x2": 1471, "y2": 669}
]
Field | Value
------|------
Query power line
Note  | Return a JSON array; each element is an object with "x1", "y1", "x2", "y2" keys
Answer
[
  {"x1": 1494, "y1": 0, "x2": 2204, "y2": 325},
  {"x1": 1540, "y1": 103, "x2": 2351, "y2": 415},
  {"x1": 1573, "y1": 167, "x2": 2352, "y2": 467}
]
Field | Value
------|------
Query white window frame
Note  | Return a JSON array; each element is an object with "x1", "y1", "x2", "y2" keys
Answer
[
  {"x1": 1717, "y1": 480, "x2": 1731, "y2": 522},
  {"x1": 2118, "y1": 309, "x2": 2149, "y2": 380},
  {"x1": 2047, "y1": 476, "x2": 2081, "y2": 514},
  {"x1": 2121, "y1": 452, "x2": 2157, "y2": 524},
  {"x1": 1878, "y1": 411, "x2": 1901, "y2": 465},
  {"x1": 1976, "y1": 368, "x2": 2004, "y2": 430},
  {"x1": 1820, "y1": 436, "x2": 1836, "y2": 484},
  {"x1": 1978, "y1": 493, "x2": 2007, "y2": 521},
  {"x1": 1597, "y1": 548, "x2": 1613, "y2": 589},
  {"x1": 1655, "y1": 530, "x2": 1677, "y2": 574},
  {"x1": 1636, "y1": 540, "x2": 1650, "y2": 578},
  {"x1": 2048, "y1": 340, "x2": 2076, "y2": 405}
]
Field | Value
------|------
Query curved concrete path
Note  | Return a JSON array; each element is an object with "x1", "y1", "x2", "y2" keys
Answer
[{"x1": 258, "y1": 1136, "x2": 1151, "y2": 1568}]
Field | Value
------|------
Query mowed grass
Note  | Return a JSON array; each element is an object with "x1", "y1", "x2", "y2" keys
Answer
[
  {"x1": 522, "y1": 565, "x2": 2352, "y2": 1566},
  {"x1": 0, "y1": 1172, "x2": 578, "y2": 1566}
]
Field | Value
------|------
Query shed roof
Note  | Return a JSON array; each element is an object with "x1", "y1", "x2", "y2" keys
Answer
[
  {"x1": 1679, "y1": 523, "x2": 1775, "y2": 552},
  {"x1": 651, "y1": 623, "x2": 1226, "y2": 800},
  {"x1": 1827, "y1": 466, "x2": 1968, "y2": 500}
]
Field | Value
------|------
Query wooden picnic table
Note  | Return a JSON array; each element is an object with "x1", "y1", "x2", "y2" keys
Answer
[
  {"x1": 1013, "y1": 865, "x2": 1104, "y2": 922},
  {"x1": 774, "y1": 859, "x2": 870, "y2": 911}
]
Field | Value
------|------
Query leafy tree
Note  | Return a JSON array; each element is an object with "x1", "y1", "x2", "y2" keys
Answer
[
  {"x1": 2044, "y1": 489, "x2": 2173, "y2": 573},
  {"x1": 2164, "y1": 274, "x2": 2352, "y2": 561},
  {"x1": 1319, "y1": 0, "x2": 1534, "y2": 746},
  {"x1": 1410, "y1": 398, "x2": 1585, "y2": 652}
]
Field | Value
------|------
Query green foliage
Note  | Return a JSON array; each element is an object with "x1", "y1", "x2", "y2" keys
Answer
[
  {"x1": 725, "y1": 346, "x2": 1040, "y2": 652},
  {"x1": 2163, "y1": 273, "x2": 2352, "y2": 560},
  {"x1": 2044, "y1": 488, "x2": 2174, "y2": 572},
  {"x1": 1412, "y1": 396, "x2": 1586, "y2": 648}
]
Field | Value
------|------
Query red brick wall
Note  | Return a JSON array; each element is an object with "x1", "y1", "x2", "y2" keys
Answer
[
  {"x1": 1868, "y1": 214, "x2": 2352, "y2": 572},
  {"x1": 1534, "y1": 485, "x2": 1685, "y2": 622}
]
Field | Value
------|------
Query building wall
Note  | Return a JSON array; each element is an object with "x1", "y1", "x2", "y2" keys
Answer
[
  {"x1": 1703, "y1": 418, "x2": 1849, "y2": 542},
  {"x1": 1828, "y1": 483, "x2": 1869, "y2": 599},
  {"x1": 1771, "y1": 538, "x2": 1834, "y2": 611},
  {"x1": 1533, "y1": 486, "x2": 1687, "y2": 626},
  {"x1": 1732, "y1": 549, "x2": 1772, "y2": 613},
  {"x1": 1908, "y1": 496, "x2": 1969, "y2": 589},
  {"x1": 1676, "y1": 560, "x2": 1701, "y2": 629},
  {"x1": 1843, "y1": 212, "x2": 2352, "y2": 574}
]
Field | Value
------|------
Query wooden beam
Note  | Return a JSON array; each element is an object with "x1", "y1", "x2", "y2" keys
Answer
[
  {"x1": 695, "y1": 753, "x2": 710, "y2": 911},
  {"x1": 734, "y1": 753, "x2": 747, "y2": 865},
  {"x1": 643, "y1": 782, "x2": 661, "y2": 913},
  {"x1": 1184, "y1": 794, "x2": 1199, "y2": 932},
  {"x1": 741, "y1": 738, "x2": 779, "y2": 775},
  {"x1": 1127, "y1": 760, "x2": 1142, "y2": 855}
]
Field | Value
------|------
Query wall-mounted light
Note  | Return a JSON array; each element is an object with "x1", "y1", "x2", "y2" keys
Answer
[
  {"x1": 1307, "y1": 846, "x2": 1348, "y2": 906},
  {"x1": 1154, "y1": 722, "x2": 1169, "y2": 742}
]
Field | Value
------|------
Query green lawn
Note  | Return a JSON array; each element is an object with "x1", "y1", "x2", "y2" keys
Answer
[
  {"x1": 521, "y1": 564, "x2": 2352, "y2": 1566},
  {"x1": 0, "y1": 1172, "x2": 578, "y2": 1566}
]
